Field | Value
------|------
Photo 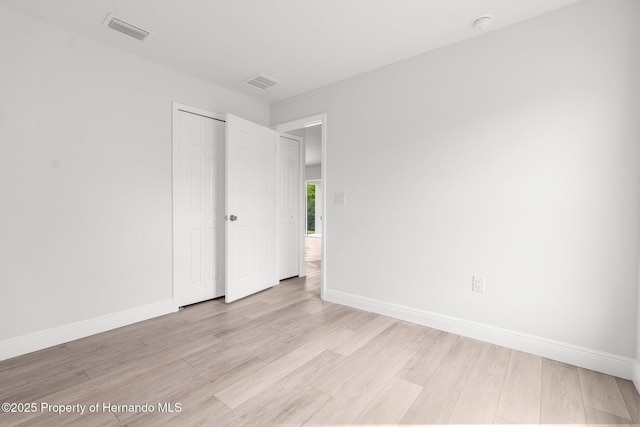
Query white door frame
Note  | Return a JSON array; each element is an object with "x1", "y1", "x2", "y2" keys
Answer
[
  {"x1": 172, "y1": 102, "x2": 225, "y2": 311},
  {"x1": 273, "y1": 114, "x2": 327, "y2": 300}
]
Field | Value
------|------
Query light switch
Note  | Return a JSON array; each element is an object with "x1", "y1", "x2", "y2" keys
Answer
[{"x1": 334, "y1": 192, "x2": 345, "y2": 205}]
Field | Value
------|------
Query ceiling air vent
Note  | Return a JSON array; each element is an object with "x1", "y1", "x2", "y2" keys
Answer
[
  {"x1": 103, "y1": 13, "x2": 150, "y2": 41},
  {"x1": 243, "y1": 73, "x2": 281, "y2": 90}
]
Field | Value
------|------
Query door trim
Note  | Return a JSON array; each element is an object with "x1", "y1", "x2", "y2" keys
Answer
[
  {"x1": 272, "y1": 114, "x2": 327, "y2": 300},
  {"x1": 171, "y1": 102, "x2": 225, "y2": 311}
]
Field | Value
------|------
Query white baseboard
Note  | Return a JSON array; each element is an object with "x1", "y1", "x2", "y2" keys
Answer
[
  {"x1": 633, "y1": 359, "x2": 640, "y2": 393},
  {"x1": 325, "y1": 289, "x2": 634, "y2": 381},
  {"x1": 0, "y1": 299, "x2": 176, "y2": 361}
]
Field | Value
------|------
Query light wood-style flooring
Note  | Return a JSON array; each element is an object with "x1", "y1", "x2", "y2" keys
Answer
[{"x1": 1, "y1": 237, "x2": 638, "y2": 426}]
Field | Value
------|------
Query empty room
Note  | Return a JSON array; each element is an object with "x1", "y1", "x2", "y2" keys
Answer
[{"x1": 1, "y1": 0, "x2": 639, "y2": 425}]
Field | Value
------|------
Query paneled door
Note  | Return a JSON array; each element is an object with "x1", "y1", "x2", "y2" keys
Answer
[
  {"x1": 174, "y1": 107, "x2": 225, "y2": 307},
  {"x1": 225, "y1": 114, "x2": 278, "y2": 302},
  {"x1": 278, "y1": 134, "x2": 301, "y2": 280}
]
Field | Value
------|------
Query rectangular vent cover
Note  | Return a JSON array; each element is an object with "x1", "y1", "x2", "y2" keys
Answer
[
  {"x1": 103, "y1": 13, "x2": 150, "y2": 41},
  {"x1": 243, "y1": 73, "x2": 281, "y2": 90}
]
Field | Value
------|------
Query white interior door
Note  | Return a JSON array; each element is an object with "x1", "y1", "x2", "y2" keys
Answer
[
  {"x1": 174, "y1": 107, "x2": 225, "y2": 307},
  {"x1": 225, "y1": 114, "x2": 278, "y2": 302},
  {"x1": 278, "y1": 134, "x2": 301, "y2": 280}
]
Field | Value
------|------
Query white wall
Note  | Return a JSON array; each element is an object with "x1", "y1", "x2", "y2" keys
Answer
[
  {"x1": 0, "y1": 5, "x2": 269, "y2": 347},
  {"x1": 286, "y1": 128, "x2": 306, "y2": 138},
  {"x1": 272, "y1": 0, "x2": 640, "y2": 364},
  {"x1": 636, "y1": 253, "x2": 640, "y2": 388},
  {"x1": 306, "y1": 165, "x2": 321, "y2": 181},
  {"x1": 636, "y1": 246, "x2": 640, "y2": 388},
  {"x1": 305, "y1": 125, "x2": 322, "y2": 180}
]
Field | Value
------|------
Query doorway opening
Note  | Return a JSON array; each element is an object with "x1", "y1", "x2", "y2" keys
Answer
[
  {"x1": 306, "y1": 180, "x2": 322, "y2": 237},
  {"x1": 273, "y1": 114, "x2": 326, "y2": 300}
]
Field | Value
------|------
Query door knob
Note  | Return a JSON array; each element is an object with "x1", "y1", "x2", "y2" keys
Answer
[{"x1": 229, "y1": 214, "x2": 238, "y2": 222}]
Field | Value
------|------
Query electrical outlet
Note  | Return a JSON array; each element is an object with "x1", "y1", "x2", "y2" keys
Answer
[{"x1": 472, "y1": 276, "x2": 485, "y2": 293}]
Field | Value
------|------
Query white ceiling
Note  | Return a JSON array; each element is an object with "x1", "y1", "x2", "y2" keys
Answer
[{"x1": 0, "y1": 0, "x2": 583, "y2": 104}]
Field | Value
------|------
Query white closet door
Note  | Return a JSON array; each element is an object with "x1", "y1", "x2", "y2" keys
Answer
[
  {"x1": 174, "y1": 109, "x2": 225, "y2": 307},
  {"x1": 225, "y1": 114, "x2": 277, "y2": 303},
  {"x1": 278, "y1": 135, "x2": 300, "y2": 280}
]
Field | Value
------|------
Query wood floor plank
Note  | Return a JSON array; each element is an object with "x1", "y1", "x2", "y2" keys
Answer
[
  {"x1": 3, "y1": 359, "x2": 201, "y2": 426},
  {"x1": 213, "y1": 351, "x2": 342, "y2": 426},
  {"x1": 584, "y1": 405, "x2": 635, "y2": 426},
  {"x1": 274, "y1": 350, "x2": 346, "y2": 392},
  {"x1": 473, "y1": 343, "x2": 512, "y2": 379},
  {"x1": 70, "y1": 337, "x2": 157, "y2": 380},
  {"x1": 153, "y1": 307, "x2": 255, "y2": 339},
  {"x1": 307, "y1": 342, "x2": 416, "y2": 425},
  {"x1": 91, "y1": 331, "x2": 223, "y2": 382},
  {"x1": 121, "y1": 376, "x2": 231, "y2": 426},
  {"x1": 357, "y1": 376, "x2": 423, "y2": 425},
  {"x1": 327, "y1": 307, "x2": 379, "y2": 332},
  {"x1": 214, "y1": 327, "x2": 351, "y2": 409},
  {"x1": 0, "y1": 348, "x2": 80, "y2": 391},
  {"x1": 210, "y1": 310, "x2": 293, "y2": 341},
  {"x1": 85, "y1": 359, "x2": 202, "y2": 421},
  {"x1": 257, "y1": 322, "x2": 353, "y2": 365},
  {"x1": 64, "y1": 313, "x2": 186, "y2": 352},
  {"x1": 249, "y1": 299, "x2": 343, "y2": 337},
  {"x1": 400, "y1": 337, "x2": 484, "y2": 424},
  {"x1": 0, "y1": 344, "x2": 71, "y2": 375},
  {"x1": 295, "y1": 296, "x2": 327, "y2": 314},
  {"x1": 578, "y1": 367, "x2": 632, "y2": 420},
  {"x1": 242, "y1": 292, "x2": 314, "y2": 320},
  {"x1": 616, "y1": 377, "x2": 640, "y2": 424},
  {"x1": 210, "y1": 323, "x2": 294, "y2": 359},
  {"x1": 447, "y1": 369, "x2": 504, "y2": 424},
  {"x1": 0, "y1": 368, "x2": 89, "y2": 403},
  {"x1": 541, "y1": 358, "x2": 586, "y2": 424},
  {"x1": 397, "y1": 328, "x2": 459, "y2": 387},
  {"x1": 493, "y1": 415, "x2": 517, "y2": 424},
  {"x1": 178, "y1": 293, "x2": 269, "y2": 322},
  {"x1": 10, "y1": 339, "x2": 218, "y2": 417},
  {"x1": 228, "y1": 386, "x2": 332, "y2": 426},
  {"x1": 376, "y1": 321, "x2": 438, "y2": 352},
  {"x1": 140, "y1": 321, "x2": 223, "y2": 349},
  {"x1": 312, "y1": 323, "x2": 417, "y2": 398},
  {"x1": 180, "y1": 331, "x2": 271, "y2": 393},
  {"x1": 330, "y1": 315, "x2": 396, "y2": 356},
  {"x1": 191, "y1": 352, "x2": 269, "y2": 395},
  {"x1": 495, "y1": 350, "x2": 542, "y2": 424}
]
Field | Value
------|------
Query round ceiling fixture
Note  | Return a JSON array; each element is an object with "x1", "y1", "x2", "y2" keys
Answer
[{"x1": 474, "y1": 15, "x2": 493, "y2": 30}]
